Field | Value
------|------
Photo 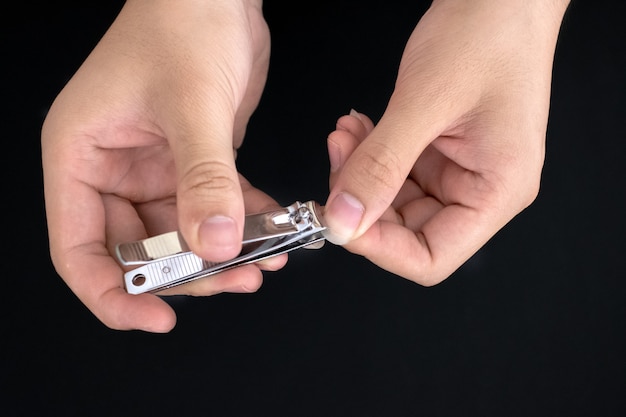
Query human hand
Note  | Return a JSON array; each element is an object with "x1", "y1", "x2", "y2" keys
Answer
[
  {"x1": 41, "y1": 0, "x2": 283, "y2": 332},
  {"x1": 324, "y1": 0, "x2": 570, "y2": 285}
]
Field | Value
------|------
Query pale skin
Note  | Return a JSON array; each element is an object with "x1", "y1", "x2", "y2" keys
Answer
[
  {"x1": 42, "y1": 0, "x2": 282, "y2": 332},
  {"x1": 41, "y1": 0, "x2": 570, "y2": 332},
  {"x1": 324, "y1": 0, "x2": 571, "y2": 284}
]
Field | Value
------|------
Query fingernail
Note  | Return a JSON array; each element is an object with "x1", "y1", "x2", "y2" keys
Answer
[
  {"x1": 198, "y1": 215, "x2": 239, "y2": 259},
  {"x1": 349, "y1": 108, "x2": 363, "y2": 120},
  {"x1": 327, "y1": 137, "x2": 342, "y2": 172},
  {"x1": 224, "y1": 283, "x2": 255, "y2": 293},
  {"x1": 324, "y1": 192, "x2": 364, "y2": 245},
  {"x1": 337, "y1": 108, "x2": 361, "y2": 132}
]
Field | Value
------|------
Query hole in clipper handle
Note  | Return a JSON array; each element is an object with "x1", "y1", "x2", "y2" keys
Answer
[{"x1": 132, "y1": 274, "x2": 146, "y2": 287}]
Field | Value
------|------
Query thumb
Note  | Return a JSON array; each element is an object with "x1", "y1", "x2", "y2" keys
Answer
[
  {"x1": 323, "y1": 108, "x2": 443, "y2": 245},
  {"x1": 165, "y1": 102, "x2": 244, "y2": 263}
]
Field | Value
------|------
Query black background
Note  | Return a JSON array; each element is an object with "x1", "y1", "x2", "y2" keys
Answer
[{"x1": 3, "y1": 1, "x2": 625, "y2": 416}]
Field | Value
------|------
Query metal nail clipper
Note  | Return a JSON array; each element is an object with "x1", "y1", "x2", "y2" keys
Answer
[{"x1": 115, "y1": 200, "x2": 327, "y2": 294}]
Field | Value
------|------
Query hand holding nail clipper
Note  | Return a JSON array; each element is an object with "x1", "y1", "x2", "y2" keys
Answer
[{"x1": 41, "y1": 0, "x2": 570, "y2": 331}]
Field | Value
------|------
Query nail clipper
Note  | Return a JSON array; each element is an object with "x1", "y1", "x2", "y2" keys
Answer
[{"x1": 115, "y1": 200, "x2": 326, "y2": 294}]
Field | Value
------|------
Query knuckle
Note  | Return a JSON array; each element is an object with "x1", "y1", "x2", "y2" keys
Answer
[
  {"x1": 179, "y1": 160, "x2": 238, "y2": 199},
  {"x1": 520, "y1": 182, "x2": 540, "y2": 210},
  {"x1": 506, "y1": 165, "x2": 542, "y2": 212},
  {"x1": 348, "y1": 142, "x2": 403, "y2": 201},
  {"x1": 521, "y1": 171, "x2": 542, "y2": 208},
  {"x1": 416, "y1": 275, "x2": 445, "y2": 288}
]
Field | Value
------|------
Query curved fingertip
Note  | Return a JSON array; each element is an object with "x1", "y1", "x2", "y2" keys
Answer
[
  {"x1": 99, "y1": 289, "x2": 177, "y2": 333},
  {"x1": 136, "y1": 297, "x2": 177, "y2": 333},
  {"x1": 162, "y1": 264, "x2": 264, "y2": 296},
  {"x1": 323, "y1": 191, "x2": 365, "y2": 245},
  {"x1": 255, "y1": 253, "x2": 288, "y2": 272},
  {"x1": 336, "y1": 113, "x2": 366, "y2": 138},
  {"x1": 322, "y1": 229, "x2": 350, "y2": 246},
  {"x1": 225, "y1": 276, "x2": 264, "y2": 293},
  {"x1": 217, "y1": 265, "x2": 264, "y2": 294},
  {"x1": 336, "y1": 109, "x2": 375, "y2": 135},
  {"x1": 197, "y1": 214, "x2": 242, "y2": 262}
]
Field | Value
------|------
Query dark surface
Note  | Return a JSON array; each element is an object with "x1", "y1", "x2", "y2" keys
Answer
[{"x1": 3, "y1": 1, "x2": 625, "y2": 416}]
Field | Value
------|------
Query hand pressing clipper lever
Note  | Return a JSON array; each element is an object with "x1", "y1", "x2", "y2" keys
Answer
[{"x1": 115, "y1": 201, "x2": 327, "y2": 294}]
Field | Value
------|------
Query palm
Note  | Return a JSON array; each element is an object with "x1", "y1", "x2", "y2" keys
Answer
[{"x1": 41, "y1": 1, "x2": 276, "y2": 331}]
